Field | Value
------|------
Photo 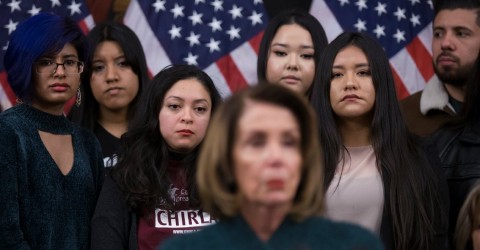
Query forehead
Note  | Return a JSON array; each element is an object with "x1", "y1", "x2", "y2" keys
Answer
[
  {"x1": 164, "y1": 78, "x2": 211, "y2": 100},
  {"x1": 94, "y1": 41, "x2": 123, "y2": 57},
  {"x1": 434, "y1": 9, "x2": 479, "y2": 29},
  {"x1": 237, "y1": 100, "x2": 299, "y2": 132},
  {"x1": 334, "y1": 45, "x2": 368, "y2": 64},
  {"x1": 271, "y1": 24, "x2": 313, "y2": 44}
]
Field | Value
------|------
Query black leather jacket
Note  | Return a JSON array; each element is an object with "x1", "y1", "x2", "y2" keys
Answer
[{"x1": 431, "y1": 121, "x2": 480, "y2": 247}]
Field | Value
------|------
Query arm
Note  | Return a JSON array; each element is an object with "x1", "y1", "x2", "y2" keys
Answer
[
  {"x1": 91, "y1": 175, "x2": 133, "y2": 250},
  {"x1": 0, "y1": 121, "x2": 31, "y2": 249}
]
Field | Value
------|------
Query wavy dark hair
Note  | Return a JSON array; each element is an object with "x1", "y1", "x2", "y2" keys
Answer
[
  {"x1": 257, "y1": 9, "x2": 328, "y2": 98},
  {"x1": 69, "y1": 21, "x2": 149, "y2": 130},
  {"x1": 111, "y1": 64, "x2": 222, "y2": 212},
  {"x1": 310, "y1": 32, "x2": 446, "y2": 250}
]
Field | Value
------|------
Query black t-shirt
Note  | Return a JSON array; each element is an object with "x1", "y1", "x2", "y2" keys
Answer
[{"x1": 94, "y1": 123, "x2": 121, "y2": 168}]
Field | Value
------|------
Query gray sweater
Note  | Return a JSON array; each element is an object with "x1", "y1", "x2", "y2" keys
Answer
[{"x1": 0, "y1": 104, "x2": 104, "y2": 250}]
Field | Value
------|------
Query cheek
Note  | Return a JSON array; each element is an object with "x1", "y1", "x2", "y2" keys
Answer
[
  {"x1": 158, "y1": 111, "x2": 173, "y2": 137},
  {"x1": 194, "y1": 114, "x2": 211, "y2": 140},
  {"x1": 266, "y1": 57, "x2": 281, "y2": 80},
  {"x1": 90, "y1": 76, "x2": 105, "y2": 99}
]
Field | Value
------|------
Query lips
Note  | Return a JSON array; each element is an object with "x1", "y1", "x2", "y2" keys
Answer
[
  {"x1": 341, "y1": 94, "x2": 360, "y2": 101},
  {"x1": 436, "y1": 53, "x2": 458, "y2": 65},
  {"x1": 50, "y1": 83, "x2": 69, "y2": 92},
  {"x1": 177, "y1": 129, "x2": 194, "y2": 135},
  {"x1": 267, "y1": 179, "x2": 285, "y2": 189},
  {"x1": 281, "y1": 75, "x2": 301, "y2": 84},
  {"x1": 106, "y1": 87, "x2": 123, "y2": 95}
]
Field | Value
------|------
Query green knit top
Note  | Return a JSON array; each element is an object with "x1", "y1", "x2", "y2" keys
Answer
[
  {"x1": 160, "y1": 215, "x2": 384, "y2": 250},
  {"x1": 0, "y1": 104, "x2": 104, "y2": 250}
]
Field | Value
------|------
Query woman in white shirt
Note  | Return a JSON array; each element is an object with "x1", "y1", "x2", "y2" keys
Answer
[{"x1": 310, "y1": 31, "x2": 449, "y2": 250}]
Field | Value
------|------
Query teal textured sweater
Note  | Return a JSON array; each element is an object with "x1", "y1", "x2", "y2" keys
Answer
[
  {"x1": 0, "y1": 104, "x2": 104, "y2": 250},
  {"x1": 160, "y1": 215, "x2": 384, "y2": 250}
]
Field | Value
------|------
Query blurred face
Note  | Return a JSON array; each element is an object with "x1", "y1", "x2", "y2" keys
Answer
[
  {"x1": 472, "y1": 205, "x2": 480, "y2": 250},
  {"x1": 330, "y1": 45, "x2": 375, "y2": 121},
  {"x1": 159, "y1": 78, "x2": 212, "y2": 153},
  {"x1": 266, "y1": 24, "x2": 315, "y2": 94},
  {"x1": 32, "y1": 43, "x2": 81, "y2": 112},
  {"x1": 233, "y1": 101, "x2": 302, "y2": 208},
  {"x1": 473, "y1": 227, "x2": 480, "y2": 250},
  {"x1": 432, "y1": 9, "x2": 480, "y2": 86},
  {"x1": 90, "y1": 41, "x2": 139, "y2": 112}
]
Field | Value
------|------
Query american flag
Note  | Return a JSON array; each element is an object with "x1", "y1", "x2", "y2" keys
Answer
[
  {"x1": 310, "y1": 0, "x2": 435, "y2": 99},
  {"x1": 0, "y1": 0, "x2": 95, "y2": 111},
  {"x1": 123, "y1": 0, "x2": 267, "y2": 98}
]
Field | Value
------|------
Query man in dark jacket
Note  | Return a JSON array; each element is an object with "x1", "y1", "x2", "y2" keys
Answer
[
  {"x1": 431, "y1": 50, "x2": 480, "y2": 248},
  {"x1": 400, "y1": 0, "x2": 480, "y2": 136}
]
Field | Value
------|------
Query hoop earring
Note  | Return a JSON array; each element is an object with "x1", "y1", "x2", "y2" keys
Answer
[
  {"x1": 76, "y1": 88, "x2": 81, "y2": 107},
  {"x1": 16, "y1": 96, "x2": 23, "y2": 104}
]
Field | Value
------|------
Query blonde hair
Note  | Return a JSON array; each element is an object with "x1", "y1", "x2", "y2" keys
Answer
[
  {"x1": 456, "y1": 183, "x2": 480, "y2": 250},
  {"x1": 196, "y1": 84, "x2": 324, "y2": 221}
]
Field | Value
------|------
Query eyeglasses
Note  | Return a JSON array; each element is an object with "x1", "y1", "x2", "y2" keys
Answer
[{"x1": 35, "y1": 59, "x2": 84, "y2": 75}]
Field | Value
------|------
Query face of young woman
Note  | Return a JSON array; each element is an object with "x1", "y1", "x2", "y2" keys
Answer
[
  {"x1": 90, "y1": 41, "x2": 139, "y2": 113},
  {"x1": 159, "y1": 78, "x2": 212, "y2": 153},
  {"x1": 31, "y1": 43, "x2": 82, "y2": 113},
  {"x1": 233, "y1": 101, "x2": 302, "y2": 208},
  {"x1": 329, "y1": 45, "x2": 376, "y2": 121},
  {"x1": 266, "y1": 24, "x2": 315, "y2": 95}
]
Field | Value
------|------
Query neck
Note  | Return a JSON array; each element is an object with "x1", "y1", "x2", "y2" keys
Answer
[
  {"x1": 240, "y1": 202, "x2": 290, "y2": 242},
  {"x1": 444, "y1": 83, "x2": 466, "y2": 102},
  {"x1": 31, "y1": 102, "x2": 64, "y2": 116},
  {"x1": 98, "y1": 106, "x2": 129, "y2": 138},
  {"x1": 337, "y1": 118, "x2": 371, "y2": 147}
]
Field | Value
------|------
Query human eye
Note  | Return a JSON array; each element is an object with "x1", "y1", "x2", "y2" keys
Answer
[
  {"x1": 248, "y1": 135, "x2": 265, "y2": 147},
  {"x1": 92, "y1": 63, "x2": 105, "y2": 73},
  {"x1": 282, "y1": 133, "x2": 300, "y2": 148},
  {"x1": 357, "y1": 69, "x2": 371, "y2": 77},
  {"x1": 457, "y1": 29, "x2": 471, "y2": 38},
  {"x1": 433, "y1": 30, "x2": 444, "y2": 38},
  {"x1": 167, "y1": 104, "x2": 181, "y2": 110},
  {"x1": 194, "y1": 106, "x2": 208, "y2": 113},
  {"x1": 64, "y1": 59, "x2": 77, "y2": 67},
  {"x1": 331, "y1": 71, "x2": 343, "y2": 79},
  {"x1": 117, "y1": 59, "x2": 130, "y2": 68},
  {"x1": 37, "y1": 59, "x2": 54, "y2": 67},
  {"x1": 273, "y1": 50, "x2": 287, "y2": 57},
  {"x1": 301, "y1": 53, "x2": 314, "y2": 59}
]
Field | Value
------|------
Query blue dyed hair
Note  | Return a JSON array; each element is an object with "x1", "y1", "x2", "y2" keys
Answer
[{"x1": 4, "y1": 13, "x2": 88, "y2": 102}]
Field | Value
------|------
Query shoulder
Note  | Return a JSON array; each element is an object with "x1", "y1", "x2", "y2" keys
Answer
[
  {"x1": 304, "y1": 217, "x2": 384, "y2": 249},
  {"x1": 399, "y1": 91, "x2": 422, "y2": 109},
  {"x1": 0, "y1": 106, "x2": 24, "y2": 131}
]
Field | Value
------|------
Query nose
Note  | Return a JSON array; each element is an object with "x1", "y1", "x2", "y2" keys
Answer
[
  {"x1": 265, "y1": 141, "x2": 284, "y2": 168},
  {"x1": 344, "y1": 72, "x2": 358, "y2": 90},
  {"x1": 180, "y1": 108, "x2": 194, "y2": 124},
  {"x1": 53, "y1": 63, "x2": 66, "y2": 76},
  {"x1": 105, "y1": 64, "x2": 119, "y2": 83},
  {"x1": 440, "y1": 32, "x2": 455, "y2": 51},
  {"x1": 286, "y1": 54, "x2": 299, "y2": 70}
]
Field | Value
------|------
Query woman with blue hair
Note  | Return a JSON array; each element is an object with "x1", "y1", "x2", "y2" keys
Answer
[{"x1": 0, "y1": 13, "x2": 104, "y2": 249}]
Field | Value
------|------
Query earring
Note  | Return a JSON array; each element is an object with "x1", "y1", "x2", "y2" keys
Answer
[
  {"x1": 15, "y1": 96, "x2": 23, "y2": 104},
  {"x1": 75, "y1": 88, "x2": 81, "y2": 107}
]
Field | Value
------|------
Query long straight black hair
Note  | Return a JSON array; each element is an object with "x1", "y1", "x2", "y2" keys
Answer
[
  {"x1": 310, "y1": 32, "x2": 446, "y2": 250},
  {"x1": 111, "y1": 65, "x2": 222, "y2": 212}
]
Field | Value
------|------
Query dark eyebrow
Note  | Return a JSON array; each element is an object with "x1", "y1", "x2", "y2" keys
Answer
[{"x1": 271, "y1": 43, "x2": 314, "y2": 50}]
